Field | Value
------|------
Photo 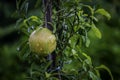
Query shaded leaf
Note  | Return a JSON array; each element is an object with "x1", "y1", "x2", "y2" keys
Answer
[
  {"x1": 81, "y1": 4, "x2": 94, "y2": 15},
  {"x1": 85, "y1": 37, "x2": 90, "y2": 47},
  {"x1": 91, "y1": 23, "x2": 102, "y2": 39},
  {"x1": 95, "y1": 69, "x2": 100, "y2": 78},
  {"x1": 82, "y1": 52, "x2": 92, "y2": 65},
  {"x1": 95, "y1": 9, "x2": 111, "y2": 20},
  {"x1": 23, "y1": 16, "x2": 42, "y2": 28},
  {"x1": 96, "y1": 65, "x2": 113, "y2": 80},
  {"x1": 88, "y1": 71, "x2": 100, "y2": 80},
  {"x1": 69, "y1": 34, "x2": 79, "y2": 48},
  {"x1": 45, "y1": 72, "x2": 51, "y2": 78}
]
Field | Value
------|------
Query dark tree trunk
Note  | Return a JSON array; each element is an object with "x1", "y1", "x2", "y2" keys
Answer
[
  {"x1": 43, "y1": 0, "x2": 62, "y2": 79},
  {"x1": 43, "y1": 0, "x2": 56, "y2": 70},
  {"x1": 43, "y1": 0, "x2": 53, "y2": 31}
]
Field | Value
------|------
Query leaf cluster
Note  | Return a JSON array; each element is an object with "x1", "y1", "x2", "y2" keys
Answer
[{"x1": 16, "y1": 0, "x2": 113, "y2": 80}]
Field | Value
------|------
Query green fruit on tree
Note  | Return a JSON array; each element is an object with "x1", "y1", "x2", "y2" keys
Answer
[{"x1": 29, "y1": 27, "x2": 56, "y2": 56}]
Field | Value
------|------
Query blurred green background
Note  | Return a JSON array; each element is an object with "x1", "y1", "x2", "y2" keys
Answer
[{"x1": 0, "y1": 0, "x2": 120, "y2": 80}]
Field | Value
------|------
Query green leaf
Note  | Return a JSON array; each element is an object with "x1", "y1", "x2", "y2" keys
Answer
[
  {"x1": 85, "y1": 37, "x2": 90, "y2": 47},
  {"x1": 23, "y1": 16, "x2": 42, "y2": 27},
  {"x1": 69, "y1": 34, "x2": 79, "y2": 48},
  {"x1": 82, "y1": 52, "x2": 92, "y2": 65},
  {"x1": 95, "y1": 69, "x2": 100, "y2": 78},
  {"x1": 81, "y1": 4, "x2": 94, "y2": 15},
  {"x1": 96, "y1": 65, "x2": 114, "y2": 80},
  {"x1": 64, "y1": 46, "x2": 71, "y2": 57},
  {"x1": 88, "y1": 71, "x2": 100, "y2": 80},
  {"x1": 72, "y1": 49, "x2": 77, "y2": 55},
  {"x1": 62, "y1": 59, "x2": 81, "y2": 74},
  {"x1": 91, "y1": 16, "x2": 98, "y2": 22},
  {"x1": 24, "y1": 16, "x2": 40, "y2": 23},
  {"x1": 45, "y1": 72, "x2": 51, "y2": 78},
  {"x1": 91, "y1": 23, "x2": 102, "y2": 39},
  {"x1": 95, "y1": 9, "x2": 111, "y2": 20},
  {"x1": 72, "y1": 49, "x2": 79, "y2": 59},
  {"x1": 74, "y1": 26, "x2": 79, "y2": 32}
]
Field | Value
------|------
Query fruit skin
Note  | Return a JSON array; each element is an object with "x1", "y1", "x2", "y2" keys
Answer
[{"x1": 29, "y1": 27, "x2": 56, "y2": 56}]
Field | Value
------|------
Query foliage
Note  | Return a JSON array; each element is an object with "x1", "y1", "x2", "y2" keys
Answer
[
  {"x1": 83, "y1": 0, "x2": 120, "y2": 80},
  {"x1": 15, "y1": 0, "x2": 114, "y2": 80},
  {"x1": 1, "y1": 0, "x2": 119, "y2": 80}
]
